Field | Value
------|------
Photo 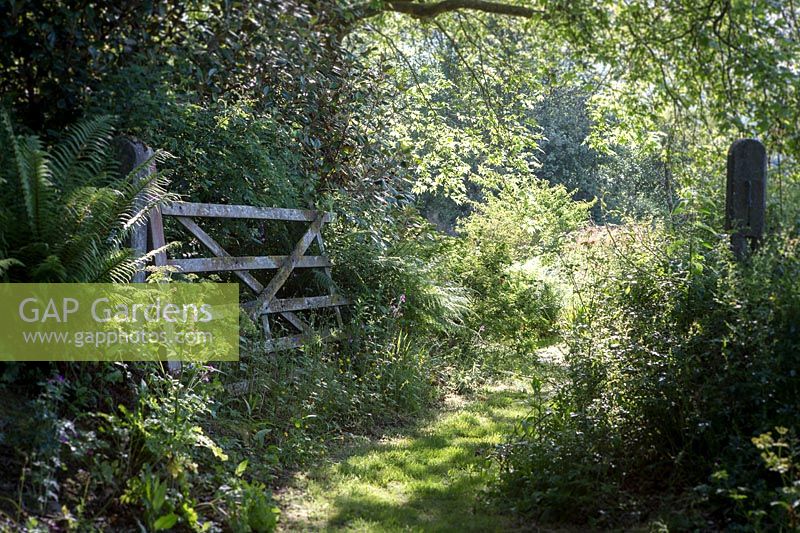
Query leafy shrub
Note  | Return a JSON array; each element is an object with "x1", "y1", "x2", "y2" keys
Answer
[
  {"x1": 449, "y1": 179, "x2": 591, "y2": 352},
  {"x1": 93, "y1": 82, "x2": 310, "y2": 211},
  {"x1": 0, "y1": 331, "x2": 285, "y2": 532},
  {"x1": 76, "y1": 367, "x2": 227, "y2": 530},
  {"x1": 750, "y1": 427, "x2": 800, "y2": 529},
  {"x1": 497, "y1": 222, "x2": 800, "y2": 528},
  {"x1": 328, "y1": 206, "x2": 469, "y2": 341},
  {"x1": 3, "y1": 0, "x2": 406, "y2": 206}
]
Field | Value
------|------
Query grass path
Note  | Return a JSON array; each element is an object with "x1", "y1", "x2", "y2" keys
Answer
[{"x1": 276, "y1": 380, "x2": 534, "y2": 532}]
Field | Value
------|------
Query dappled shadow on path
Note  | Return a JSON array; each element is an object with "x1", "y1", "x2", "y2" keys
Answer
[{"x1": 283, "y1": 387, "x2": 534, "y2": 532}]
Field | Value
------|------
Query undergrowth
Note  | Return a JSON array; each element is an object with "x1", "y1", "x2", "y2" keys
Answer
[{"x1": 496, "y1": 221, "x2": 800, "y2": 530}]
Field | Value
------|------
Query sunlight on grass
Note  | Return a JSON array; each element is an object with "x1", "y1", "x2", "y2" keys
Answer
[{"x1": 280, "y1": 386, "x2": 532, "y2": 532}]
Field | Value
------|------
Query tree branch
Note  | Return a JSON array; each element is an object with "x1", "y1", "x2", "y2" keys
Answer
[{"x1": 353, "y1": 1, "x2": 543, "y2": 21}]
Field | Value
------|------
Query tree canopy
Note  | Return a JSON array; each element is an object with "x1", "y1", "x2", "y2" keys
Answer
[{"x1": 1, "y1": 1, "x2": 799, "y2": 531}]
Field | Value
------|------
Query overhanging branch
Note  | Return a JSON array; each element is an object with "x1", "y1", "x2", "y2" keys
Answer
[{"x1": 353, "y1": 1, "x2": 543, "y2": 21}]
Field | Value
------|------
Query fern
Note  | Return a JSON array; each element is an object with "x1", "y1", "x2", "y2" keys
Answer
[
  {"x1": 0, "y1": 111, "x2": 176, "y2": 282},
  {"x1": 49, "y1": 115, "x2": 116, "y2": 190},
  {"x1": 3, "y1": 114, "x2": 54, "y2": 240},
  {"x1": 0, "y1": 258, "x2": 23, "y2": 279}
]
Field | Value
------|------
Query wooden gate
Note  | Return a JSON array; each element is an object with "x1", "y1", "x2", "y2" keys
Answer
[
  {"x1": 141, "y1": 201, "x2": 347, "y2": 352},
  {"x1": 119, "y1": 137, "x2": 346, "y2": 353}
]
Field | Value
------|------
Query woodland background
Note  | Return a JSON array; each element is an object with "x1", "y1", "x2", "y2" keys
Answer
[{"x1": 0, "y1": 1, "x2": 799, "y2": 531}]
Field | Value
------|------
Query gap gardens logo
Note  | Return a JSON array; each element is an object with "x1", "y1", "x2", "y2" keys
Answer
[{"x1": 0, "y1": 284, "x2": 239, "y2": 361}]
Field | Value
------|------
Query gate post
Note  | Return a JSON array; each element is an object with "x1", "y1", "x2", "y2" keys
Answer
[
  {"x1": 115, "y1": 137, "x2": 156, "y2": 282},
  {"x1": 115, "y1": 138, "x2": 181, "y2": 373},
  {"x1": 725, "y1": 139, "x2": 767, "y2": 260}
]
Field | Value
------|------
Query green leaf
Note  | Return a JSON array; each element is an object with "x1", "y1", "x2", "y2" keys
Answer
[
  {"x1": 0, "y1": 258, "x2": 23, "y2": 277},
  {"x1": 255, "y1": 428, "x2": 271, "y2": 445},
  {"x1": 235, "y1": 459, "x2": 248, "y2": 477},
  {"x1": 152, "y1": 479, "x2": 167, "y2": 512},
  {"x1": 194, "y1": 432, "x2": 229, "y2": 461},
  {"x1": 153, "y1": 513, "x2": 178, "y2": 530}
]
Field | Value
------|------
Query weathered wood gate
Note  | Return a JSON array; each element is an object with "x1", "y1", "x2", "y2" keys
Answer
[
  {"x1": 147, "y1": 202, "x2": 347, "y2": 351},
  {"x1": 120, "y1": 137, "x2": 347, "y2": 353}
]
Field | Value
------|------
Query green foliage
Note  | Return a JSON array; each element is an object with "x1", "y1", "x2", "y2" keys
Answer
[
  {"x1": 750, "y1": 427, "x2": 800, "y2": 529},
  {"x1": 92, "y1": 90, "x2": 316, "y2": 264},
  {"x1": 0, "y1": 2, "x2": 193, "y2": 128},
  {"x1": 93, "y1": 368, "x2": 230, "y2": 530},
  {"x1": 2, "y1": 1, "x2": 408, "y2": 205},
  {"x1": 221, "y1": 478, "x2": 280, "y2": 533},
  {"x1": 575, "y1": 1, "x2": 800, "y2": 158},
  {"x1": 121, "y1": 469, "x2": 178, "y2": 531},
  {"x1": 497, "y1": 223, "x2": 800, "y2": 528},
  {"x1": 92, "y1": 75, "x2": 310, "y2": 209},
  {"x1": 0, "y1": 112, "x2": 176, "y2": 282},
  {"x1": 458, "y1": 179, "x2": 592, "y2": 259},
  {"x1": 353, "y1": 10, "x2": 551, "y2": 202},
  {"x1": 534, "y1": 86, "x2": 671, "y2": 220},
  {"x1": 3, "y1": 1, "x2": 800, "y2": 531},
  {"x1": 0, "y1": 362, "x2": 283, "y2": 531},
  {"x1": 218, "y1": 330, "x2": 438, "y2": 472},
  {"x1": 447, "y1": 179, "x2": 591, "y2": 351},
  {"x1": 8, "y1": 374, "x2": 70, "y2": 516},
  {"x1": 709, "y1": 426, "x2": 800, "y2": 530},
  {"x1": 327, "y1": 206, "x2": 469, "y2": 339}
]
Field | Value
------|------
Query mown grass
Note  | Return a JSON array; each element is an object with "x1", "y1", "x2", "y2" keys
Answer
[{"x1": 278, "y1": 382, "x2": 533, "y2": 532}]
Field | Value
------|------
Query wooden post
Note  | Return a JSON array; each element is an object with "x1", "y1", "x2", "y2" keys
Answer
[
  {"x1": 725, "y1": 139, "x2": 767, "y2": 260},
  {"x1": 115, "y1": 138, "x2": 180, "y2": 373},
  {"x1": 115, "y1": 137, "x2": 156, "y2": 281},
  {"x1": 314, "y1": 229, "x2": 344, "y2": 329}
]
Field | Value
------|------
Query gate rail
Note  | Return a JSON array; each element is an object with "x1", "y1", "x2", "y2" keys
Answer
[{"x1": 141, "y1": 201, "x2": 347, "y2": 352}]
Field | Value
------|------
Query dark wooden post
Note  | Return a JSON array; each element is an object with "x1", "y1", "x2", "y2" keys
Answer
[
  {"x1": 115, "y1": 137, "x2": 156, "y2": 282},
  {"x1": 725, "y1": 139, "x2": 767, "y2": 259},
  {"x1": 116, "y1": 138, "x2": 180, "y2": 372}
]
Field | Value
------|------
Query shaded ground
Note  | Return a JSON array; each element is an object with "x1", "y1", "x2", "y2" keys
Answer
[{"x1": 276, "y1": 380, "x2": 536, "y2": 532}]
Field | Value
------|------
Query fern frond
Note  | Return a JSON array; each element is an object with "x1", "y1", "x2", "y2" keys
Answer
[
  {"x1": 421, "y1": 284, "x2": 471, "y2": 330},
  {"x1": 0, "y1": 258, "x2": 23, "y2": 278},
  {"x1": 58, "y1": 238, "x2": 117, "y2": 282},
  {"x1": 55, "y1": 159, "x2": 175, "y2": 278},
  {"x1": 83, "y1": 246, "x2": 135, "y2": 283},
  {"x1": 112, "y1": 151, "x2": 179, "y2": 239},
  {"x1": 0, "y1": 112, "x2": 181, "y2": 285},
  {"x1": 85, "y1": 243, "x2": 175, "y2": 283},
  {"x1": 60, "y1": 187, "x2": 122, "y2": 245},
  {"x1": 30, "y1": 254, "x2": 67, "y2": 282},
  {"x1": 50, "y1": 115, "x2": 116, "y2": 190},
  {"x1": 122, "y1": 244, "x2": 176, "y2": 283},
  {"x1": 3, "y1": 112, "x2": 55, "y2": 240},
  {"x1": 120, "y1": 171, "x2": 177, "y2": 235}
]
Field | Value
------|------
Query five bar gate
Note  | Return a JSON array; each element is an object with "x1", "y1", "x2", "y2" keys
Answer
[
  {"x1": 148, "y1": 202, "x2": 347, "y2": 351},
  {"x1": 120, "y1": 138, "x2": 347, "y2": 353}
]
